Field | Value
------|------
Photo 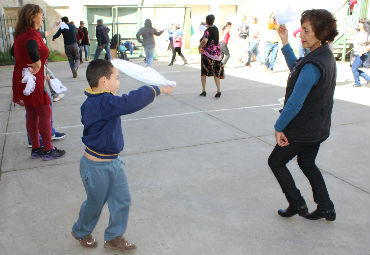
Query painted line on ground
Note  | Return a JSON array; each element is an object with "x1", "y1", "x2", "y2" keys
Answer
[{"x1": 0, "y1": 103, "x2": 281, "y2": 135}]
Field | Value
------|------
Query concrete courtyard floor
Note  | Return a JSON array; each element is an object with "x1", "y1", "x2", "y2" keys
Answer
[{"x1": 0, "y1": 56, "x2": 369, "y2": 255}]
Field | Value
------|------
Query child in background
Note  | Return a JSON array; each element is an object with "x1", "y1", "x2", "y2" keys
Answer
[{"x1": 71, "y1": 59, "x2": 173, "y2": 252}]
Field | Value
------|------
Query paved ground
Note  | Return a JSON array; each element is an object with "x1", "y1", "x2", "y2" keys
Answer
[{"x1": 0, "y1": 55, "x2": 369, "y2": 255}]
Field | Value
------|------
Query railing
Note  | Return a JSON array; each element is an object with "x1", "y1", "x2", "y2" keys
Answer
[
  {"x1": 333, "y1": 0, "x2": 369, "y2": 61},
  {"x1": 0, "y1": 14, "x2": 16, "y2": 65}
]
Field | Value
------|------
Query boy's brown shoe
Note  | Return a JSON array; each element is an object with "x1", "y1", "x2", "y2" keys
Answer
[
  {"x1": 71, "y1": 231, "x2": 97, "y2": 248},
  {"x1": 104, "y1": 236, "x2": 137, "y2": 253}
]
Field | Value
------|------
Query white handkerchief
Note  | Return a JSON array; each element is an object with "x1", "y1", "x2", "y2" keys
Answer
[
  {"x1": 60, "y1": 22, "x2": 69, "y2": 30},
  {"x1": 111, "y1": 59, "x2": 176, "y2": 87},
  {"x1": 275, "y1": 5, "x2": 297, "y2": 25},
  {"x1": 50, "y1": 78, "x2": 68, "y2": 93},
  {"x1": 21, "y1": 68, "x2": 36, "y2": 96}
]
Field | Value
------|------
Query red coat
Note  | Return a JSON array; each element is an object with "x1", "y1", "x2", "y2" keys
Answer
[
  {"x1": 12, "y1": 28, "x2": 50, "y2": 106},
  {"x1": 76, "y1": 28, "x2": 84, "y2": 42}
]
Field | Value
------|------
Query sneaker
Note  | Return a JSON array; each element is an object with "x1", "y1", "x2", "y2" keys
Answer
[
  {"x1": 214, "y1": 92, "x2": 221, "y2": 98},
  {"x1": 71, "y1": 231, "x2": 97, "y2": 248},
  {"x1": 245, "y1": 62, "x2": 250, "y2": 67},
  {"x1": 352, "y1": 83, "x2": 361, "y2": 87},
  {"x1": 199, "y1": 91, "x2": 206, "y2": 97},
  {"x1": 53, "y1": 93, "x2": 65, "y2": 102},
  {"x1": 43, "y1": 147, "x2": 65, "y2": 161},
  {"x1": 72, "y1": 69, "x2": 78, "y2": 78},
  {"x1": 31, "y1": 148, "x2": 44, "y2": 159},
  {"x1": 51, "y1": 132, "x2": 66, "y2": 140},
  {"x1": 85, "y1": 58, "x2": 89, "y2": 61},
  {"x1": 104, "y1": 236, "x2": 136, "y2": 253}
]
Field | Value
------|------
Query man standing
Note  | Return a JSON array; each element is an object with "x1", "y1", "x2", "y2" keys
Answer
[
  {"x1": 79, "y1": 21, "x2": 90, "y2": 63},
  {"x1": 53, "y1": 16, "x2": 80, "y2": 78},
  {"x1": 94, "y1": 19, "x2": 111, "y2": 61}
]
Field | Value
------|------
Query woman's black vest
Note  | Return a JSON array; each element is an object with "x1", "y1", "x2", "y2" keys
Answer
[{"x1": 283, "y1": 44, "x2": 336, "y2": 143}]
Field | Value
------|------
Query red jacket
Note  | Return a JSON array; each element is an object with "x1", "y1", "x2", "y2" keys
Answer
[
  {"x1": 12, "y1": 28, "x2": 50, "y2": 106},
  {"x1": 76, "y1": 28, "x2": 84, "y2": 42}
]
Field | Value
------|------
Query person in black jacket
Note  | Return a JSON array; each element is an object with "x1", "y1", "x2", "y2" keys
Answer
[
  {"x1": 268, "y1": 9, "x2": 339, "y2": 221},
  {"x1": 94, "y1": 19, "x2": 111, "y2": 61},
  {"x1": 79, "y1": 21, "x2": 90, "y2": 63},
  {"x1": 52, "y1": 16, "x2": 79, "y2": 78}
]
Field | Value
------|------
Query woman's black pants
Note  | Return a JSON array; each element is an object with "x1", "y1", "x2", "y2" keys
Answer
[
  {"x1": 268, "y1": 142, "x2": 334, "y2": 210},
  {"x1": 170, "y1": 47, "x2": 187, "y2": 64}
]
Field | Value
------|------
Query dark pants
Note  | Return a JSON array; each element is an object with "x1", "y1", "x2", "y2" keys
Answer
[
  {"x1": 65, "y1": 43, "x2": 80, "y2": 72},
  {"x1": 170, "y1": 47, "x2": 187, "y2": 64},
  {"x1": 268, "y1": 142, "x2": 334, "y2": 210},
  {"x1": 220, "y1": 42, "x2": 230, "y2": 66}
]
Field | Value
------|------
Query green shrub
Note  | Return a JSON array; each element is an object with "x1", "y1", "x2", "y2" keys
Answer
[
  {"x1": 48, "y1": 51, "x2": 67, "y2": 62},
  {"x1": 0, "y1": 51, "x2": 14, "y2": 66}
]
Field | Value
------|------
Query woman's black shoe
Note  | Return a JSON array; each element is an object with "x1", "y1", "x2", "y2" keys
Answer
[
  {"x1": 199, "y1": 91, "x2": 206, "y2": 97},
  {"x1": 278, "y1": 204, "x2": 309, "y2": 217},
  {"x1": 304, "y1": 208, "x2": 336, "y2": 221},
  {"x1": 214, "y1": 92, "x2": 221, "y2": 98}
]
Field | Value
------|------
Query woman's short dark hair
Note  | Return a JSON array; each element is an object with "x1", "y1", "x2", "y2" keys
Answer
[
  {"x1": 144, "y1": 19, "x2": 152, "y2": 28},
  {"x1": 206, "y1": 15, "x2": 215, "y2": 26},
  {"x1": 86, "y1": 59, "x2": 114, "y2": 88},
  {"x1": 300, "y1": 9, "x2": 338, "y2": 44}
]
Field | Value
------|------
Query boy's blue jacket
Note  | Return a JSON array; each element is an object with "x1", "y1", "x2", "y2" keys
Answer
[{"x1": 81, "y1": 85, "x2": 160, "y2": 159}]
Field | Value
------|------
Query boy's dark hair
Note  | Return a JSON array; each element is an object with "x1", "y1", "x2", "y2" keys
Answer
[
  {"x1": 61, "y1": 16, "x2": 69, "y2": 23},
  {"x1": 206, "y1": 14, "x2": 215, "y2": 26},
  {"x1": 300, "y1": 9, "x2": 338, "y2": 44},
  {"x1": 86, "y1": 59, "x2": 114, "y2": 88}
]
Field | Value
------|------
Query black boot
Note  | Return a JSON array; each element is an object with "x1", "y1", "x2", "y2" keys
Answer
[
  {"x1": 278, "y1": 204, "x2": 309, "y2": 217},
  {"x1": 168, "y1": 62, "x2": 174, "y2": 66},
  {"x1": 304, "y1": 208, "x2": 336, "y2": 221}
]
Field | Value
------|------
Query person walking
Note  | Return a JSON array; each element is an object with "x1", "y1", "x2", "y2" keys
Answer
[
  {"x1": 264, "y1": 13, "x2": 279, "y2": 72},
  {"x1": 168, "y1": 24, "x2": 188, "y2": 66},
  {"x1": 136, "y1": 19, "x2": 164, "y2": 67},
  {"x1": 12, "y1": 4, "x2": 65, "y2": 160},
  {"x1": 52, "y1": 16, "x2": 80, "y2": 78},
  {"x1": 220, "y1": 22, "x2": 232, "y2": 66},
  {"x1": 198, "y1": 14, "x2": 224, "y2": 98},
  {"x1": 268, "y1": 9, "x2": 338, "y2": 221},
  {"x1": 79, "y1": 21, "x2": 90, "y2": 63},
  {"x1": 246, "y1": 17, "x2": 261, "y2": 67},
  {"x1": 94, "y1": 19, "x2": 111, "y2": 61},
  {"x1": 351, "y1": 19, "x2": 370, "y2": 87},
  {"x1": 238, "y1": 15, "x2": 249, "y2": 63}
]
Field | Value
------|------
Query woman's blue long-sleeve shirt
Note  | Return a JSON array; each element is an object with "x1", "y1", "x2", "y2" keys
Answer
[{"x1": 274, "y1": 44, "x2": 321, "y2": 132}]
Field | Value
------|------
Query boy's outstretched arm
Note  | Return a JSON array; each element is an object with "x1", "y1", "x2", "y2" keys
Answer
[{"x1": 101, "y1": 85, "x2": 174, "y2": 118}]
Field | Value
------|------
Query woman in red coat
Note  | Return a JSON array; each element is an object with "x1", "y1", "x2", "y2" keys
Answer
[{"x1": 13, "y1": 4, "x2": 65, "y2": 160}]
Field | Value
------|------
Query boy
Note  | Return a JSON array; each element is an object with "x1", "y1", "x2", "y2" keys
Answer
[{"x1": 71, "y1": 59, "x2": 173, "y2": 252}]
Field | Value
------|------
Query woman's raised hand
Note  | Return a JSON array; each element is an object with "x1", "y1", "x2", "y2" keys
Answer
[{"x1": 278, "y1": 25, "x2": 289, "y2": 46}]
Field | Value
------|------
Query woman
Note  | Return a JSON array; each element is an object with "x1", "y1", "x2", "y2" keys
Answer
[
  {"x1": 12, "y1": 4, "x2": 65, "y2": 160},
  {"x1": 245, "y1": 17, "x2": 261, "y2": 67},
  {"x1": 198, "y1": 14, "x2": 224, "y2": 98},
  {"x1": 169, "y1": 24, "x2": 188, "y2": 66},
  {"x1": 220, "y1": 22, "x2": 232, "y2": 66},
  {"x1": 268, "y1": 9, "x2": 338, "y2": 221},
  {"x1": 351, "y1": 19, "x2": 370, "y2": 87},
  {"x1": 136, "y1": 19, "x2": 164, "y2": 67}
]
